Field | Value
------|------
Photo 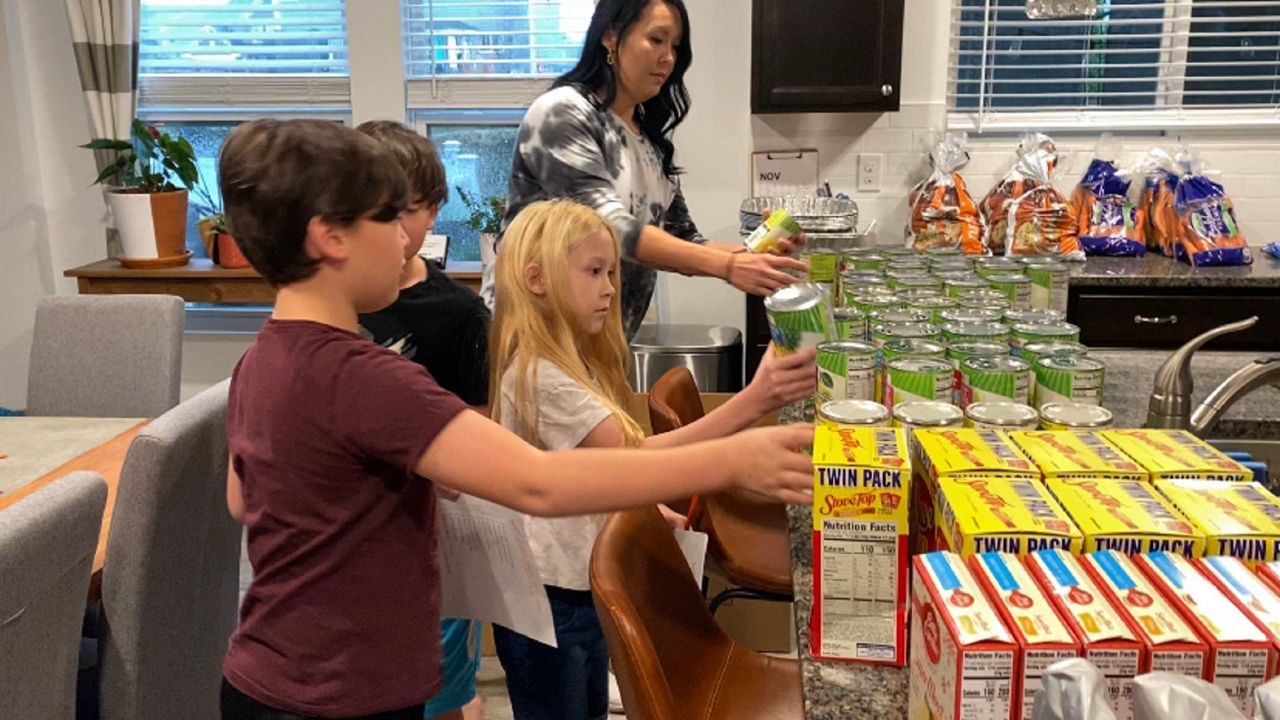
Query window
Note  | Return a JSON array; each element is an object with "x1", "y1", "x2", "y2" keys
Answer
[{"x1": 948, "y1": 0, "x2": 1280, "y2": 131}]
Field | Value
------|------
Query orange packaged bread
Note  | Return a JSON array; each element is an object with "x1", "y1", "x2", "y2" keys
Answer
[
  {"x1": 981, "y1": 133, "x2": 1084, "y2": 261},
  {"x1": 907, "y1": 133, "x2": 985, "y2": 255}
]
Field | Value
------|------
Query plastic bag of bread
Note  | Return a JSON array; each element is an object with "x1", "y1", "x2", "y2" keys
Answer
[
  {"x1": 1173, "y1": 159, "x2": 1252, "y2": 267},
  {"x1": 986, "y1": 133, "x2": 1083, "y2": 261},
  {"x1": 907, "y1": 133, "x2": 985, "y2": 255},
  {"x1": 1071, "y1": 136, "x2": 1144, "y2": 256}
]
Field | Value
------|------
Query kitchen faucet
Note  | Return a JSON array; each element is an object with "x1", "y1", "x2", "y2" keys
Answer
[{"x1": 1146, "y1": 316, "x2": 1280, "y2": 435}]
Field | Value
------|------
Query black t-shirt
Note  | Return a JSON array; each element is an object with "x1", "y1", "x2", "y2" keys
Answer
[{"x1": 359, "y1": 258, "x2": 491, "y2": 406}]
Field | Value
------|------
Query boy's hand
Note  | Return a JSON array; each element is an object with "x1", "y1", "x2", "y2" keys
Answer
[
  {"x1": 744, "y1": 343, "x2": 817, "y2": 416},
  {"x1": 724, "y1": 424, "x2": 815, "y2": 505}
]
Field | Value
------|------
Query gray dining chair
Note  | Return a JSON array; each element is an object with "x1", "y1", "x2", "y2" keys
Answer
[
  {"x1": 27, "y1": 294, "x2": 184, "y2": 418},
  {"x1": 0, "y1": 471, "x2": 108, "y2": 720},
  {"x1": 94, "y1": 379, "x2": 238, "y2": 720}
]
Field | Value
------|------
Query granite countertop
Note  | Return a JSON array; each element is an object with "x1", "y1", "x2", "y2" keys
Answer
[
  {"x1": 787, "y1": 348, "x2": 1280, "y2": 718},
  {"x1": 1067, "y1": 253, "x2": 1280, "y2": 288}
]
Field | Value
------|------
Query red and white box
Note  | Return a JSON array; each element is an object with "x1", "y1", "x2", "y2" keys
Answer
[
  {"x1": 1080, "y1": 550, "x2": 1208, "y2": 678},
  {"x1": 1133, "y1": 551, "x2": 1272, "y2": 717},
  {"x1": 970, "y1": 552, "x2": 1081, "y2": 720},
  {"x1": 910, "y1": 551, "x2": 1016, "y2": 720},
  {"x1": 1197, "y1": 555, "x2": 1280, "y2": 677},
  {"x1": 1025, "y1": 548, "x2": 1141, "y2": 720},
  {"x1": 1258, "y1": 561, "x2": 1280, "y2": 596}
]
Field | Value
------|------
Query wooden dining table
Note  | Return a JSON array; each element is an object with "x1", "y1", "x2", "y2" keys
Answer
[{"x1": 0, "y1": 417, "x2": 148, "y2": 601}]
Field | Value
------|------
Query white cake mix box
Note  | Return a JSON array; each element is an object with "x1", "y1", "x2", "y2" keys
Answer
[
  {"x1": 909, "y1": 551, "x2": 1016, "y2": 720},
  {"x1": 1133, "y1": 551, "x2": 1272, "y2": 716},
  {"x1": 1196, "y1": 555, "x2": 1280, "y2": 678},
  {"x1": 970, "y1": 552, "x2": 1080, "y2": 720}
]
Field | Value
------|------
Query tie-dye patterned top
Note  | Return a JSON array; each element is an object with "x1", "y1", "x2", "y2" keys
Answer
[{"x1": 498, "y1": 84, "x2": 706, "y2": 339}]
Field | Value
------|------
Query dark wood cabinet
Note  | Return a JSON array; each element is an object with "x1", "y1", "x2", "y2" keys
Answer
[
  {"x1": 752, "y1": 0, "x2": 905, "y2": 114},
  {"x1": 1067, "y1": 286, "x2": 1280, "y2": 351}
]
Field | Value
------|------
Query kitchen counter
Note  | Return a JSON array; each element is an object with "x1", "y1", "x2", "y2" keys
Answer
[
  {"x1": 787, "y1": 348, "x2": 1279, "y2": 718},
  {"x1": 1067, "y1": 253, "x2": 1280, "y2": 288}
]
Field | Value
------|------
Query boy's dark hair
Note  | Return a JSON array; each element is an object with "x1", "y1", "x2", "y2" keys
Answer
[
  {"x1": 356, "y1": 120, "x2": 448, "y2": 208},
  {"x1": 218, "y1": 119, "x2": 409, "y2": 286}
]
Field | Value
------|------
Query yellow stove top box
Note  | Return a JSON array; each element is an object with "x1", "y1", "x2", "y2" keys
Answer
[
  {"x1": 937, "y1": 476, "x2": 1082, "y2": 558},
  {"x1": 1155, "y1": 479, "x2": 1280, "y2": 566},
  {"x1": 917, "y1": 428, "x2": 1039, "y2": 481},
  {"x1": 1100, "y1": 429, "x2": 1250, "y2": 483},
  {"x1": 1009, "y1": 430, "x2": 1148, "y2": 483},
  {"x1": 1047, "y1": 476, "x2": 1204, "y2": 557}
]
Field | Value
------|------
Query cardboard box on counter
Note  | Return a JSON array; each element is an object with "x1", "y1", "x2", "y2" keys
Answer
[
  {"x1": 970, "y1": 552, "x2": 1080, "y2": 720},
  {"x1": 1133, "y1": 551, "x2": 1272, "y2": 716},
  {"x1": 1197, "y1": 555, "x2": 1280, "y2": 677},
  {"x1": 1155, "y1": 479, "x2": 1280, "y2": 566},
  {"x1": 1100, "y1": 429, "x2": 1250, "y2": 483},
  {"x1": 1009, "y1": 430, "x2": 1148, "y2": 483},
  {"x1": 1047, "y1": 477, "x2": 1204, "y2": 557},
  {"x1": 909, "y1": 551, "x2": 1016, "y2": 720},
  {"x1": 937, "y1": 477, "x2": 1082, "y2": 558}
]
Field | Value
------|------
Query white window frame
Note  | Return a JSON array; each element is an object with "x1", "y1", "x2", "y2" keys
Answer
[{"x1": 946, "y1": 0, "x2": 1280, "y2": 133}]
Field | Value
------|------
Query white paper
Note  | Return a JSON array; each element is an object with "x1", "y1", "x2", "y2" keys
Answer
[
  {"x1": 419, "y1": 233, "x2": 448, "y2": 265},
  {"x1": 672, "y1": 528, "x2": 708, "y2": 583},
  {"x1": 751, "y1": 149, "x2": 819, "y2": 198},
  {"x1": 436, "y1": 495, "x2": 557, "y2": 648}
]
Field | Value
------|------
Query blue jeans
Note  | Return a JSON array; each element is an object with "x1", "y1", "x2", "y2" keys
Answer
[{"x1": 493, "y1": 586, "x2": 608, "y2": 720}]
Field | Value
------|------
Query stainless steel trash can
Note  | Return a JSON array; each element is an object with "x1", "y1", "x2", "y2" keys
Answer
[{"x1": 629, "y1": 324, "x2": 743, "y2": 393}]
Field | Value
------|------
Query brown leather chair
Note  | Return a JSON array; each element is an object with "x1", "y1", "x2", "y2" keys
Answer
[
  {"x1": 647, "y1": 367, "x2": 794, "y2": 613},
  {"x1": 590, "y1": 507, "x2": 804, "y2": 720}
]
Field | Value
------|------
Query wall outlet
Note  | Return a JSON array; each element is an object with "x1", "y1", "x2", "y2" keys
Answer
[{"x1": 857, "y1": 153, "x2": 883, "y2": 192}]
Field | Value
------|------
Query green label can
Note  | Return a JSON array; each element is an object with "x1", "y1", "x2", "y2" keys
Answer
[
  {"x1": 1010, "y1": 322, "x2": 1081, "y2": 353},
  {"x1": 871, "y1": 308, "x2": 932, "y2": 326},
  {"x1": 848, "y1": 293, "x2": 901, "y2": 316},
  {"x1": 848, "y1": 253, "x2": 889, "y2": 272},
  {"x1": 839, "y1": 248, "x2": 882, "y2": 271},
  {"x1": 833, "y1": 307, "x2": 868, "y2": 341},
  {"x1": 886, "y1": 271, "x2": 930, "y2": 290},
  {"x1": 1033, "y1": 355, "x2": 1105, "y2": 409},
  {"x1": 975, "y1": 257, "x2": 1025, "y2": 277},
  {"x1": 807, "y1": 249, "x2": 840, "y2": 284},
  {"x1": 1025, "y1": 261, "x2": 1069, "y2": 313},
  {"x1": 818, "y1": 399, "x2": 891, "y2": 428},
  {"x1": 987, "y1": 273, "x2": 1032, "y2": 310},
  {"x1": 885, "y1": 358, "x2": 954, "y2": 410},
  {"x1": 965, "y1": 401, "x2": 1041, "y2": 430},
  {"x1": 870, "y1": 322, "x2": 943, "y2": 349},
  {"x1": 1018, "y1": 341, "x2": 1088, "y2": 365},
  {"x1": 924, "y1": 247, "x2": 964, "y2": 260},
  {"x1": 743, "y1": 209, "x2": 802, "y2": 253},
  {"x1": 1003, "y1": 308, "x2": 1066, "y2": 326},
  {"x1": 906, "y1": 295, "x2": 958, "y2": 324},
  {"x1": 1039, "y1": 402, "x2": 1114, "y2": 430},
  {"x1": 941, "y1": 321, "x2": 1011, "y2": 345},
  {"x1": 763, "y1": 283, "x2": 833, "y2": 355},
  {"x1": 960, "y1": 356, "x2": 1031, "y2": 408},
  {"x1": 895, "y1": 275, "x2": 945, "y2": 294},
  {"x1": 882, "y1": 339, "x2": 947, "y2": 366},
  {"x1": 946, "y1": 341, "x2": 1010, "y2": 368},
  {"x1": 881, "y1": 247, "x2": 920, "y2": 259},
  {"x1": 940, "y1": 307, "x2": 1004, "y2": 324},
  {"x1": 817, "y1": 340, "x2": 877, "y2": 403},
  {"x1": 945, "y1": 277, "x2": 992, "y2": 298}
]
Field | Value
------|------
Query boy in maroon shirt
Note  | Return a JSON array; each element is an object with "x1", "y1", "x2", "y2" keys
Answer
[{"x1": 217, "y1": 119, "x2": 814, "y2": 720}]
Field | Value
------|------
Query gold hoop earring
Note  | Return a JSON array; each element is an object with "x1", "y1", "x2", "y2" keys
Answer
[{"x1": 607, "y1": 49, "x2": 615, "y2": 66}]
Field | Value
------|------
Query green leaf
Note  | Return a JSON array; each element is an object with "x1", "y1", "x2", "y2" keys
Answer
[
  {"x1": 81, "y1": 138, "x2": 132, "y2": 151},
  {"x1": 93, "y1": 163, "x2": 121, "y2": 186}
]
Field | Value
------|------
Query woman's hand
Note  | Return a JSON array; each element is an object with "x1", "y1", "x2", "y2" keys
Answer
[
  {"x1": 725, "y1": 252, "x2": 808, "y2": 295},
  {"x1": 761, "y1": 208, "x2": 808, "y2": 256},
  {"x1": 658, "y1": 503, "x2": 688, "y2": 531},
  {"x1": 743, "y1": 343, "x2": 818, "y2": 417}
]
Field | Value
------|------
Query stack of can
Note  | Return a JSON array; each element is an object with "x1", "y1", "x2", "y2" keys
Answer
[{"x1": 764, "y1": 244, "x2": 1105, "y2": 430}]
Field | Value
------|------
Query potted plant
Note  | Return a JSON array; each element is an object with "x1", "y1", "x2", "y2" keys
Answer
[
  {"x1": 83, "y1": 120, "x2": 199, "y2": 267},
  {"x1": 206, "y1": 212, "x2": 251, "y2": 269},
  {"x1": 456, "y1": 186, "x2": 505, "y2": 264}
]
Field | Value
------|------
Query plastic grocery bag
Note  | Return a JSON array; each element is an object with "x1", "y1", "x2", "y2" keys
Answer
[
  {"x1": 1135, "y1": 148, "x2": 1183, "y2": 259},
  {"x1": 907, "y1": 132, "x2": 985, "y2": 255},
  {"x1": 1254, "y1": 675, "x2": 1280, "y2": 720},
  {"x1": 1132, "y1": 672, "x2": 1247, "y2": 720},
  {"x1": 1071, "y1": 136, "x2": 1144, "y2": 256},
  {"x1": 981, "y1": 133, "x2": 1084, "y2": 261},
  {"x1": 1031, "y1": 658, "x2": 1117, "y2": 720}
]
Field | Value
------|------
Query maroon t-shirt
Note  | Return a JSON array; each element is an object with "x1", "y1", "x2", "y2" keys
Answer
[{"x1": 223, "y1": 319, "x2": 467, "y2": 717}]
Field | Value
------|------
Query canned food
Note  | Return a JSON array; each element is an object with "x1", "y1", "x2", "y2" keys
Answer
[
  {"x1": 946, "y1": 341, "x2": 1010, "y2": 368},
  {"x1": 870, "y1": 322, "x2": 943, "y2": 348},
  {"x1": 881, "y1": 247, "x2": 920, "y2": 259},
  {"x1": 1039, "y1": 402, "x2": 1114, "y2": 430},
  {"x1": 939, "y1": 307, "x2": 1005, "y2": 324},
  {"x1": 833, "y1": 307, "x2": 868, "y2": 341},
  {"x1": 905, "y1": 295, "x2": 958, "y2": 324},
  {"x1": 1002, "y1": 308, "x2": 1066, "y2": 326},
  {"x1": 847, "y1": 253, "x2": 889, "y2": 272},
  {"x1": 1033, "y1": 355, "x2": 1105, "y2": 409},
  {"x1": 884, "y1": 358, "x2": 954, "y2": 409},
  {"x1": 924, "y1": 247, "x2": 964, "y2": 260},
  {"x1": 959, "y1": 356, "x2": 1032, "y2": 408},
  {"x1": 953, "y1": 287, "x2": 1007, "y2": 305},
  {"x1": 886, "y1": 270, "x2": 931, "y2": 290},
  {"x1": 807, "y1": 249, "x2": 841, "y2": 285},
  {"x1": 840, "y1": 275, "x2": 891, "y2": 305},
  {"x1": 818, "y1": 399, "x2": 891, "y2": 428},
  {"x1": 847, "y1": 292, "x2": 901, "y2": 315},
  {"x1": 744, "y1": 208, "x2": 802, "y2": 253},
  {"x1": 958, "y1": 296, "x2": 1011, "y2": 311},
  {"x1": 895, "y1": 402, "x2": 965, "y2": 458},
  {"x1": 1024, "y1": 261, "x2": 1069, "y2": 312},
  {"x1": 1010, "y1": 322, "x2": 1081, "y2": 353},
  {"x1": 882, "y1": 338, "x2": 947, "y2": 366},
  {"x1": 898, "y1": 288, "x2": 945, "y2": 302},
  {"x1": 817, "y1": 340, "x2": 878, "y2": 403},
  {"x1": 975, "y1": 257, "x2": 1025, "y2": 277},
  {"x1": 987, "y1": 273, "x2": 1032, "y2": 310},
  {"x1": 871, "y1": 308, "x2": 932, "y2": 325},
  {"x1": 942, "y1": 321, "x2": 1011, "y2": 344},
  {"x1": 965, "y1": 401, "x2": 1041, "y2": 431},
  {"x1": 888, "y1": 258, "x2": 930, "y2": 272},
  {"x1": 839, "y1": 247, "x2": 883, "y2": 272},
  {"x1": 945, "y1": 277, "x2": 992, "y2": 298},
  {"x1": 896, "y1": 275, "x2": 945, "y2": 293},
  {"x1": 763, "y1": 284, "x2": 833, "y2": 355},
  {"x1": 1018, "y1": 340, "x2": 1089, "y2": 364},
  {"x1": 930, "y1": 261, "x2": 975, "y2": 276}
]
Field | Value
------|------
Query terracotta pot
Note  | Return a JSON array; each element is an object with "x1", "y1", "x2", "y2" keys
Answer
[
  {"x1": 197, "y1": 216, "x2": 219, "y2": 258},
  {"x1": 107, "y1": 189, "x2": 190, "y2": 265},
  {"x1": 216, "y1": 232, "x2": 251, "y2": 269}
]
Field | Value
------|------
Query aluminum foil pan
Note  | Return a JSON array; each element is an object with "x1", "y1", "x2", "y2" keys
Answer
[
  {"x1": 803, "y1": 231, "x2": 873, "y2": 253},
  {"x1": 740, "y1": 196, "x2": 858, "y2": 233}
]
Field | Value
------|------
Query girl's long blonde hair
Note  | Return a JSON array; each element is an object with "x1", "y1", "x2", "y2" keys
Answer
[{"x1": 489, "y1": 200, "x2": 646, "y2": 448}]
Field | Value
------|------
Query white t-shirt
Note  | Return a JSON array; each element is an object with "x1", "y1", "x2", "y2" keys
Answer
[{"x1": 498, "y1": 358, "x2": 613, "y2": 591}]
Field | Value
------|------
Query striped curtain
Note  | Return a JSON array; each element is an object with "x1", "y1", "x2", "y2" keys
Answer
[{"x1": 64, "y1": 0, "x2": 140, "y2": 257}]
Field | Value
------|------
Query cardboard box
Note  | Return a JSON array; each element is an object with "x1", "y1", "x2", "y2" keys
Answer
[
  {"x1": 811, "y1": 425, "x2": 911, "y2": 664},
  {"x1": 1047, "y1": 477, "x2": 1204, "y2": 557},
  {"x1": 1155, "y1": 480, "x2": 1280, "y2": 566},
  {"x1": 1260, "y1": 562, "x2": 1280, "y2": 597},
  {"x1": 1025, "y1": 549, "x2": 1142, "y2": 720},
  {"x1": 909, "y1": 551, "x2": 1017, "y2": 720},
  {"x1": 914, "y1": 430, "x2": 1041, "y2": 556},
  {"x1": 1133, "y1": 551, "x2": 1272, "y2": 716},
  {"x1": 1080, "y1": 550, "x2": 1208, "y2": 678},
  {"x1": 970, "y1": 552, "x2": 1081, "y2": 720},
  {"x1": 1100, "y1": 429, "x2": 1250, "y2": 483},
  {"x1": 937, "y1": 477, "x2": 1082, "y2": 558},
  {"x1": 1197, "y1": 555, "x2": 1280, "y2": 677},
  {"x1": 1008, "y1": 431, "x2": 1148, "y2": 483}
]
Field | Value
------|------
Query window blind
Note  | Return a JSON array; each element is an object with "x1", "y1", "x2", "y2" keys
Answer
[{"x1": 948, "y1": 0, "x2": 1280, "y2": 130}]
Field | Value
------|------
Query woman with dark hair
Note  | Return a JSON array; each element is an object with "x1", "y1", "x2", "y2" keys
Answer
[{"x1": 483, "y1": 0, "x2": 806, "y2": 339}]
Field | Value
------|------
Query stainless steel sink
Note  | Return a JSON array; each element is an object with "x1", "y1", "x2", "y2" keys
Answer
[{"x1": 1210, "y1": 439, "x2": 1280, "y2": 490}]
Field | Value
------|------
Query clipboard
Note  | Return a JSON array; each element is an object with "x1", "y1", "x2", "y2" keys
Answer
[{"x1": 750, "y1": 148, "x2": 819, "y2": 197}]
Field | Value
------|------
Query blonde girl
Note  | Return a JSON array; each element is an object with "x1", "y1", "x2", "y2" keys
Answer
[{"x1": 489, "y1": 199, "x2": 815, "y2": 720}]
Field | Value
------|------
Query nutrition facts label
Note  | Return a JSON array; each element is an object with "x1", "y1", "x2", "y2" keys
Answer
[
  {"x1": 1021, "y1": 650, "x2": 1082, "y2": 719},
  {"x1": 1089, "y1": 648, "x2": 1139, "y2": 720},
  {"x1": 1149, "y1": 651, "x2": 1207, "y2": 680},
  {"x1": 845, "y1": 363, "x2": 876, "y2": 403},
  {"x1": 820, "y1": 519, "x2": 899, "y2": 660},
  {"x1": 1213, "y1": 648, "x2": 1269, "y2": 716},
  {"x1": 960, "y1": 650, "x2": 1014, "y2": 720}
]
